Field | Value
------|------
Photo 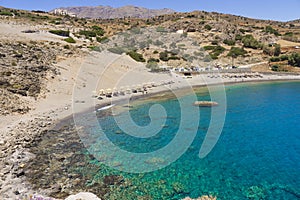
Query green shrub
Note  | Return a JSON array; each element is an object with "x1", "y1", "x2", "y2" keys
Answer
[
  {"x1": 274, "y1": 44, "x2": 281, "y2": 56},
  {"x1": 223, "y1": 39, "x2": 236, "y2": 46},
  {"x1": 270, "y1": 57, "x2": 280, "y2": 62},
  {"x1": 107, "y1": 47, "x2": 126, "y2": 55},
  {"x1": 279, "y1": 55, "x2": 289, "y2": 61},
  {"x1": 242, "y1": 34, "x2": 263, "y2": 49},
  {"x1": 159, "y1": 51, "x2": 169, "y2": 61},
  {"x1": 12, "y1": 61, "x2": 17, "y2": 66},
  {"x1": 288, "y1": 53, "x2": 300, "y2": 67},
  {"x1": 91, "y1": 26, "x2": 105, "y2": 36},
  {"x1": 88, "y1": 46, "x2": 102, "y2": 52},
  {"x1": 213, "y1": 46, "x2": 226, "y2": 55},
  {"x1": 96, "y1": 36, "x2": 109, "y2": 43},
  {"x1": 203, "y1": 46, "x2": 216, "y2": 51},
  {"x1": 227, "y1": 47, "x2": 247, "y2": 57},
  {"x1": 211, "y1": 40, "x2": 218, "y2": 45},
  {"x1": 148, "y1": 58, "x2": 160, "y2": 63},
  {"x1": 127, "y1": 51, "x2": 145, "y2": 62},
  {"x1": 235, "y1": 34, "x2": 243, "y2": 41},
  {"x1": 49, "y1": 30, "x2": 70, "y2": 37},
  {"x1": 204, "y1": 45, "x2": 225, "y2": 54},
  {"x1": 263, "y1": 45, "x2": 272, "y2": 55},
  {"x1": 0, "y1": 11, "x2": 13, "y2": 16},
  {"x1": 265, "y1": 25, "x2": 280, "y2": 36},
  {"x1": 271, "y1": 65, "x2": 279, "y2": 71},
  {"x1": 79, "y1": 30, "x2": 96, "y2": 38},
  {"x1": 168, "y1": 56, "x2": 180, "y2": 60},
  {"x1": 204, "y1": 24, "x2": 212, "y2": 31},
  {"x1": 64, "y1": 37, "x2": 76, "y2": 43},
  {"x1": 239, "y1": 28, "x2": 246, "y2": 34},
  {"x1": 209, "y1": 53, "x2": 219, "y2": 60},
  {"x1": 284, "y1": 32, "x2": 293, "y2": 37}
]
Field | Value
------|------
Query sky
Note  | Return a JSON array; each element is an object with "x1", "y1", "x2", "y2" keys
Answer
[{"x1": 0, "y1": 0, "x2": 300, "y2": 22}]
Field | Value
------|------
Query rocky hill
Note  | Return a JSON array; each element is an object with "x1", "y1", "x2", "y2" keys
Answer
[{"x1": 51, "y1": 5, "x2": 175, "y2": 19}]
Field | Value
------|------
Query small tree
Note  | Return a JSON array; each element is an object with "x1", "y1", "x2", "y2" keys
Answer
[
  {"x1": 159, "y1": 51, "x2": 169, "y2": 61},
  {"x1": 288, "y1": 53, "x2": 300, "y2": 67},
  {"x1": 204, "y1": 24, "x2": 212, "y2": 31},
  {"x1": 274, "y1": 44, "x2": 281, "y2": 56}
]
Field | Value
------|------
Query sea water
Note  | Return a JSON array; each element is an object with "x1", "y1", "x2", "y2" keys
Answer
[{"x1": 28, "y1": 81, "x2": 300, "y2": 200}]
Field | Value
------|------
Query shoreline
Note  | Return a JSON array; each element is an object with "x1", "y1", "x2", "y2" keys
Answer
[{"x1": 69, "y1": 75, "x2": 300, "y2": 120}]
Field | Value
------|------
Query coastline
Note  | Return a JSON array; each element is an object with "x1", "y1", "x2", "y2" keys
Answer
[{"x1": 1, "y1": 68, "x2": 300, "y2": 199}]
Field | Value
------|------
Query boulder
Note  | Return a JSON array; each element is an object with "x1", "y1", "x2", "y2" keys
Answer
[{"x1": 65, "y1": 192, "x2": 101, "y2": 200}]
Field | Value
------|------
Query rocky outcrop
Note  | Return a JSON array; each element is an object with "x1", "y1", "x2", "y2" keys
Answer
[{"x1": 0, "y1": 41, "x2": 77, "y2": 115}]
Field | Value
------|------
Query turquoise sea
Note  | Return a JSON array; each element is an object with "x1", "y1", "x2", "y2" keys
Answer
[{"x1": 27, "y1": 81, "x2": 300, "y2": 200}]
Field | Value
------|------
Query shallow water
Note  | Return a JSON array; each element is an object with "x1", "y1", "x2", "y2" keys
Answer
[{"x1": 27, "y1": 81, "x2": 300, "y2": 200}]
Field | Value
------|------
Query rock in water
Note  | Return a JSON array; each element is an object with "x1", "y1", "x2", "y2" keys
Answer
[
  {"x1": 193, "y1": 101, "x2": 218, "y2": 107},
  {"x1": 65, "y1": 192, "x2": 101, "y2": 200}
]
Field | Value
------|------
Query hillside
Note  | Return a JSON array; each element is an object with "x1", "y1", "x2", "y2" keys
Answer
[{"x1": 51, "y1": 5, "x2": 175, "y2": 19}]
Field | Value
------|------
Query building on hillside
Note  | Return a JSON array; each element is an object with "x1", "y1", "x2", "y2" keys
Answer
[{"x1": 51, "y1": 9, "x2": 77, "y2": 17}]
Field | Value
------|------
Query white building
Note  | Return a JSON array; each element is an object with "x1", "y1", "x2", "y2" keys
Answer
[{"x1": 51, "y1": 9, "x2": 77, "y2": 17}]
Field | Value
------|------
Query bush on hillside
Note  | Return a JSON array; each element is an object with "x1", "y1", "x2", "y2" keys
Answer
[
  {"x1": 227, "y1": 47, "x2": 247, "y2": 57},
  {"x1": 127, "y1": 51, "x2": 145, "y2": 62},
  {"x1": 64, "y1": 37, "x2": 76, "y2": 43},
  {"x1": 91, "y1": 25, "x2": 105, "y2": 36},
  {"x1": 204, "y1": 24, "x2": 212, "y2": 31},
  {"x1": 159, "y1": 51, "x2": 169, "y2": 61},
  {"x1": 288, "y1": 53, "x2": 300, "y2": 67},
  {"x1": 223, "y1": 39, "x2": 236, "y2": 46},
  {"x1": 107, "y1": 47, "x2": 126, "y2": 55},
  {"x1": 265, "y1": 25, "x2": 280, "y2": 36},
  {"x1": 79, "y1": 30, "x2": 97, "y2": 38},
  {"x1": 241, "y1": 34, "x2": 263, "y2": 49},
  {"x1": 96, "y1": 36, "x2": 109, "y2": 43},
  {"x1": 0, "y1": 11, "x2": 13, "y2": 16},
  {"x1": 49, "y1": 30, "x2": 70, "y2": 37}
]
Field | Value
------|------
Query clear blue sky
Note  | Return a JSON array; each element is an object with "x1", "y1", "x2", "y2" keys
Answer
[{"x1": 1, "y1": 0, "x2": 300, "y2": 21}]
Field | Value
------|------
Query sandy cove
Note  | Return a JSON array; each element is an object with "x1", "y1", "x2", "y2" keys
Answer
[{"x1": 1, "y1": 49, "x2": 300, "y2": 199}]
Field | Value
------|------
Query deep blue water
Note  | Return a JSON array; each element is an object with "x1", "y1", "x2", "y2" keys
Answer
[{"x1": 84, "y1": 81, "x2": 300, "y2": 199}]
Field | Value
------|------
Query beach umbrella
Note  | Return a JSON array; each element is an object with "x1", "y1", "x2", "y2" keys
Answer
[
  {"x1": 126, "y1": 86, "x2": 131, "y2": 94},
  {"x1": 106, "y1": 88, "x2": 112, "y2": 94},
  {"x1": 98, "y1": 89, "x2": 105, "y2": 96}
]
